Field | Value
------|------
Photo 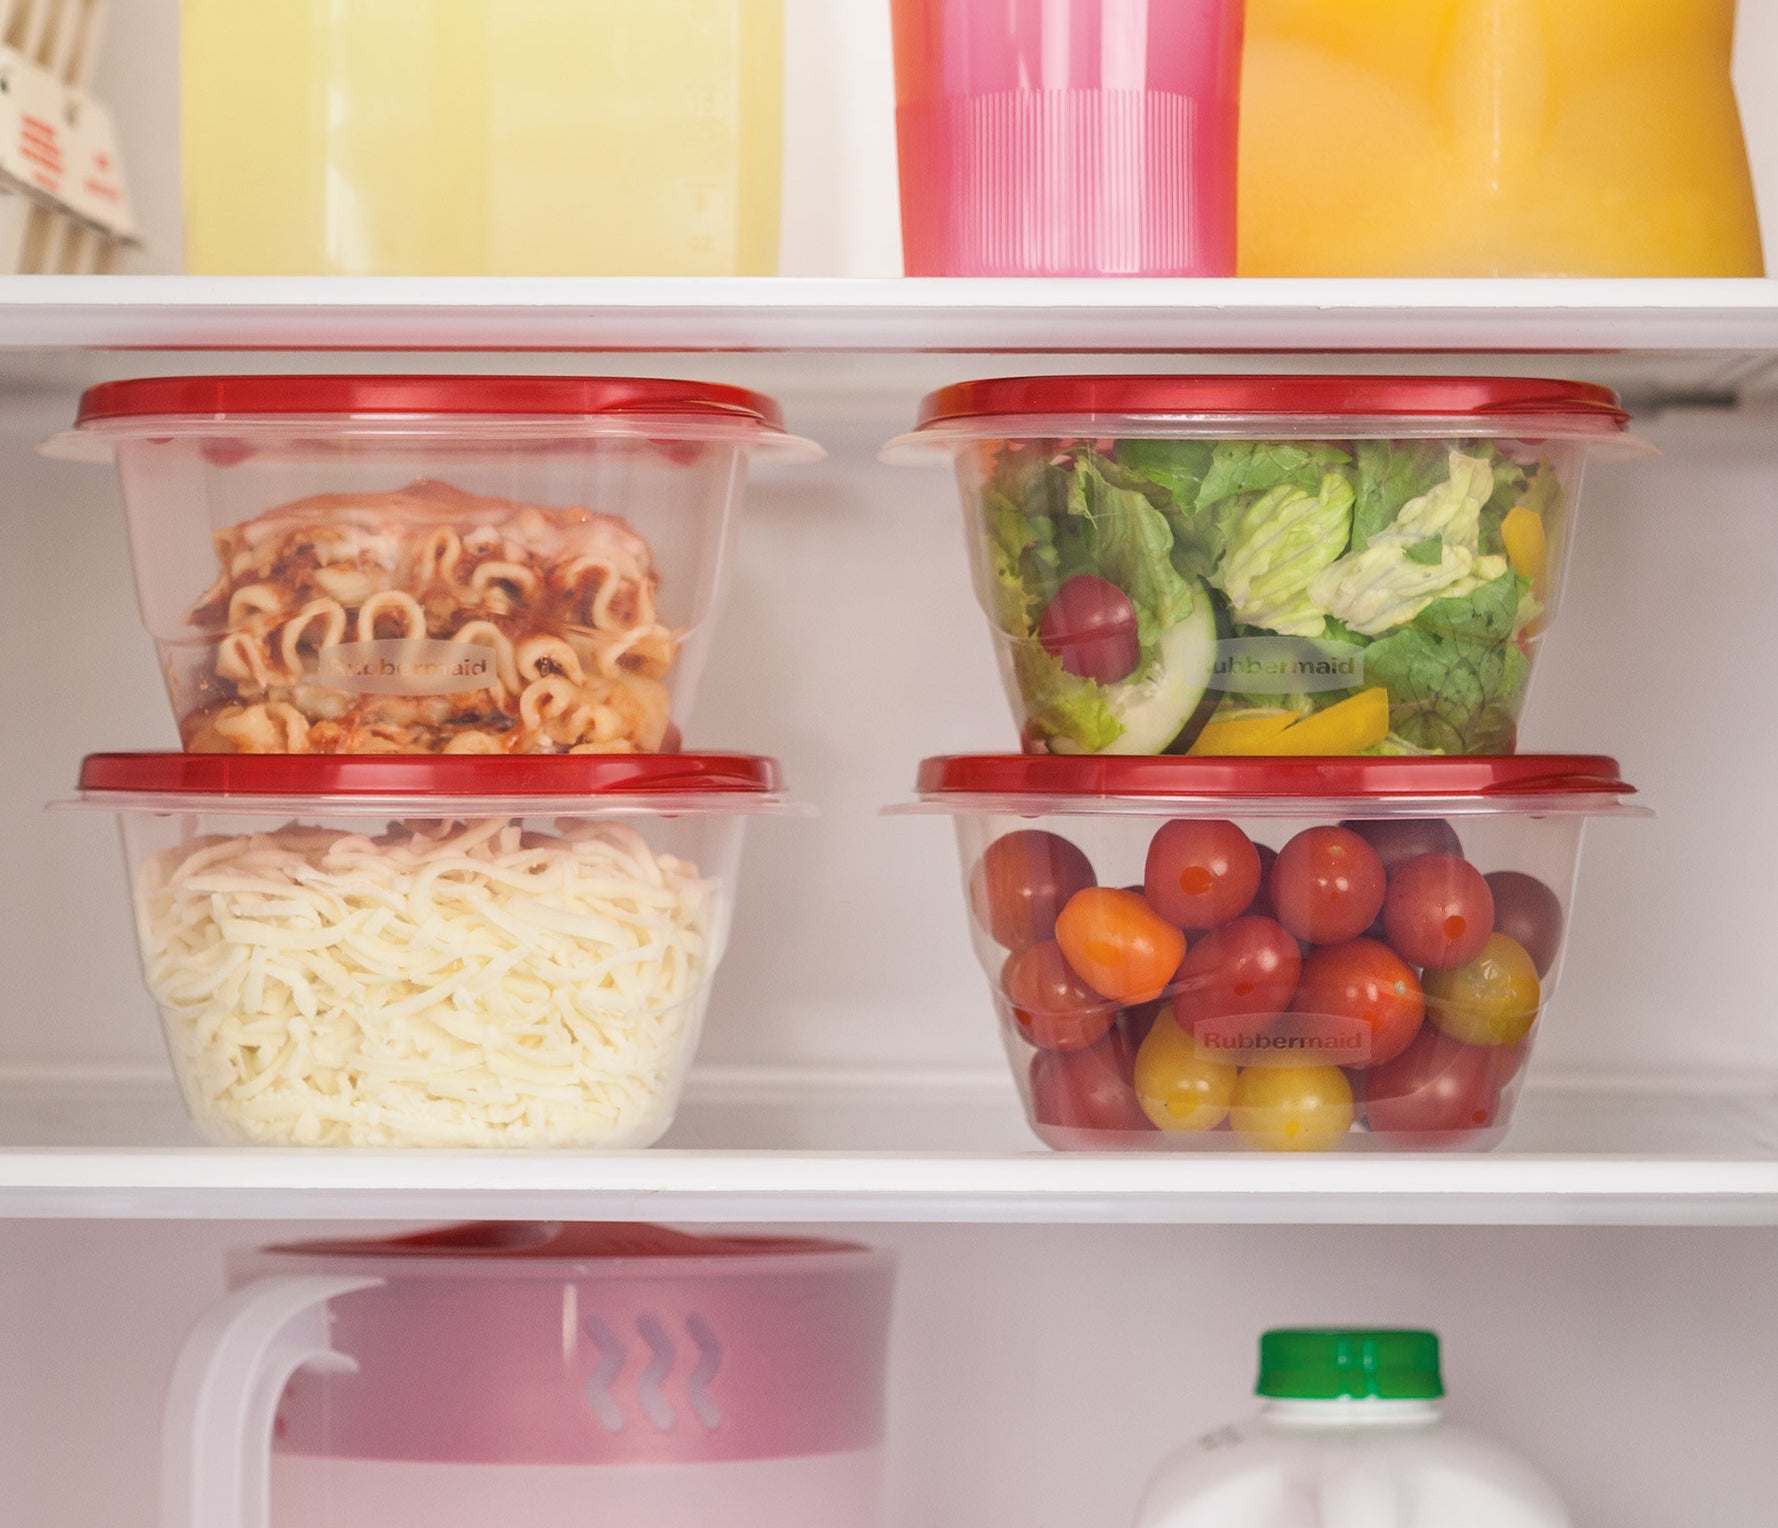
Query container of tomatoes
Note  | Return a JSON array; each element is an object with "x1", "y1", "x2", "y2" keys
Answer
[{"x1": 905, "y1": 754, "x2": 1641, "y2": 1152}]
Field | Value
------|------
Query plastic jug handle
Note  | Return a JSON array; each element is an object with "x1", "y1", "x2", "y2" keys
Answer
[{"x1": 162, "y1": 1275, "x2": 384, "y2": 1528}]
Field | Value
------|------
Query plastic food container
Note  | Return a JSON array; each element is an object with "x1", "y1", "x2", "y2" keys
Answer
[
  {"x1": 47, "y1": 376, "x2": 818, "y2": 756},
  {"x1": 75, "y1": 753, "x2": 793, "y2": 1149},
  {"x1": 890, "y1": 0, "x2": 1243, "y2": 276},
  {"x1": 1240, "y1": 0, "x2": 1765, "y2": 278},
  {"x1": 904, "y1": 754, "x2": 1640, "y2": 1153},
  {"x1": 883, "y1": 376, "x2": 1639, "y2": 757},
  {"x1": 165, "y1": 1222, "x2": 894, "y2": 1528},
  {"x1": 181, "y1": 0, "x2": 785, "y2": 276}
]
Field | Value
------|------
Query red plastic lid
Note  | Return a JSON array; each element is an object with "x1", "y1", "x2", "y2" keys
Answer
[
  {"x1": 74, "y1": 374, "x2": 789, "y2": 433},
  {"x1": 913, "y1": 375, "x2": 1631, "y2": 432},
  {"x1": 916, "y1": 755, "x2": 1634, "y2": 801},
  {"x1": 265, "y1": 1223, "x2": 868, "y2": 1264},
  {"x1": 78, "y1": 752, "x2": 780, "y2": 797}
]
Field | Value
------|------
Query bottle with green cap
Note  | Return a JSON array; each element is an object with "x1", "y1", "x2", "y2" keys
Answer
[{"x1": 1135, "y1": 1329, "x2": 1573, "y2": 1528}]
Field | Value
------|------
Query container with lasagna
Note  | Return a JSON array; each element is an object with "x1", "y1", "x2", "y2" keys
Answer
[
  {"x1": 47, "y1": 375, "x2": 818, "y2": 755},
  {"x1": 74, "y1": 752, "x2": 792, "y2": 1149}
]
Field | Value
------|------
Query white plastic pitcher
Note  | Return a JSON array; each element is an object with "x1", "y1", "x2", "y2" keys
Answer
[{"x1": 1136, "y1": 1330, "x2": 1572, "y2": 1528}]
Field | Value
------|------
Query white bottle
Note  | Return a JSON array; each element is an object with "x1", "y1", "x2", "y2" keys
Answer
[{"x1": 1136, "y1": 1329, "x2": 1573, "y2": 1528}]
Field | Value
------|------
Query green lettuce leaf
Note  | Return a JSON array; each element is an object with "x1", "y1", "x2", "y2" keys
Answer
[
  {"x1": 1012, "y1": 642, "x2": 1124, "y2": 753},
  {"x1": 1061, "y1": 454, "x2": 1204, "y2": 657},
  {"x1": 1195, "y1": 440, "x2": 1353, "y2": 511},
  {"x1": 1351, "y1": 439, "x2": 1453, "y2": 551},
  {"x1": 1212, "y1": 473, "x2": 1354, "y2": 637},
  {"x1": 1360, "y1": 570, "x2": 1531, "y2": 754}
]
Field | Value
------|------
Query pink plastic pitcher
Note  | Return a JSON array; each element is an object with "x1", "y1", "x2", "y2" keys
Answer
[
  {"x1": 162, "y1": 1223, "x2": 895, "y2": 1528},
  {"x1": 891, "y1": 0, "x2": 1244, "y2": 276}
]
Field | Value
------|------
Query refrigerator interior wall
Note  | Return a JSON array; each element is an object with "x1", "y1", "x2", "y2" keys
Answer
[
  {"x1": 2, "y1": 1219, "x2": 1774, "y2": 1528},
  {"x1": 87, "y1": 0, "x2": 1778, "y2": 277}
]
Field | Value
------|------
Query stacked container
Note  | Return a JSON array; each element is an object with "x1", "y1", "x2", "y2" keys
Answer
[
  {"x1": 886, "y1": 373, "x2": 1646, "y2": 1152},
  {"x1": 49, "y1": 374, "x2": 818, "y2": 1150}
]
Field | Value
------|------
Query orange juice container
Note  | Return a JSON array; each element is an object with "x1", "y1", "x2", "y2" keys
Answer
[{"x1": 1239, "y1": 0, "x2": 1766, "y2": 277}]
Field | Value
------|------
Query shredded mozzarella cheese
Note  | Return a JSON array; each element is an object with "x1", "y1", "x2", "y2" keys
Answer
[{"x1": 134, "y1": 818, "x2": 718, "y2": 1147}]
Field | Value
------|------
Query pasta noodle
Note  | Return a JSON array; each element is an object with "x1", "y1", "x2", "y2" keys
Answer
[
  {"x1": 135, "y1": 818, "x2": 720, "y2": 1148},
  {"x1": 180, "y1": 480, "x2": 679, "y2": 755}
]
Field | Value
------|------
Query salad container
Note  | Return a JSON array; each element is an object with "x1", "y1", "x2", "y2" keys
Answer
[
  {"x1": 904, "y1": 754, "x2": 1641, "y2": 1153},
  {"x1": 75, "y1": 753, "x2": 794, "y2": 1149},
  {"x1": 46, "y1": 376, "x2": 819, "y2": 756},
  {"x1": 884, "y1": 376, "x2": 1639, "y2": 757}
]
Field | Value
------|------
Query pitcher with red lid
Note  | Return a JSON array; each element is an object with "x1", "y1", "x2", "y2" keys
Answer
[{"x1": 162, "y1": 1223, "x2": 895, "y2": 1528}]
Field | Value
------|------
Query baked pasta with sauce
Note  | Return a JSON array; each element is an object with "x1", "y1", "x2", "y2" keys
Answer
[{"x1": 178, "y1": 480, "x2": 677, "y2": 754}]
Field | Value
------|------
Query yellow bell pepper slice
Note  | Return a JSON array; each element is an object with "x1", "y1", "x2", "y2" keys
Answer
[
  {"x1": 1266, "y1": 687, "x2": 1392, "y2": 756},
  {"x1": 1189, "y1": 711, "x2": 1302, "y2": 756},
  {"x1": 1501, "y1": 504, "x2": 1547, "y2": 584}
]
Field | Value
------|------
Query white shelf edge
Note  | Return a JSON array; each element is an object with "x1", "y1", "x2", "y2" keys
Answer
[
  {"x1": 1, "y1": 275, "x2": 1777, "y2": 355},
  {"x1": 3, "y1": 1150, "x2": 1777, "y2": 1227},
  {"x1": 3, "y1": 1064, "x2": 1776, "y2": 1226}
]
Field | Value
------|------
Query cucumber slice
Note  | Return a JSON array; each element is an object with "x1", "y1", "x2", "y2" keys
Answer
[{"x1": 1051, "y1": 592, "x2": 1222, "y2": 756}]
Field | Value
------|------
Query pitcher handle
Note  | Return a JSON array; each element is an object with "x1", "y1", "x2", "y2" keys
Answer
[{"x1": 162, "y1": 1275, "x2": 384, "y2": 1528}]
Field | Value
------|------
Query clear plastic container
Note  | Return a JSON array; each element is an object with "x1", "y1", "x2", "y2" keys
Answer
[
  {"x1": 181, "y1": 0, "x2": 785, "y2": 277},
  {"x1": 889, "y1": 0, "x2": 1244, "y2": 276},
  {"x1": 884, "y1": 376, "x2": 1640, "y2": 757},
  {"x1": 165, "y1": 1222, "x2": 894, "y2": 1528},
  {"x1": 74, "y1": 752, "x2": 795, "y2": 1149},
  {"x1": 1138, "y1": 1329, "x2": 1572, "y2": 1527},
  {"x1": 902, "y1": 754, "x2": 1641, "y2": 1153},
  {"x1": 1239, "y1": 0, "x2": 1765, "y2": 278},
  {"x1": 46, "y1": 376, "x2": 818, "y2": 756}
]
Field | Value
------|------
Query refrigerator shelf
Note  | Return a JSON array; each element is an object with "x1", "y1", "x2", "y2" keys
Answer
[
  {"x1": 2, "y1": 1066, "x2": 1775, "y2": 1226},
  {"x1": 0, "y1": 274, "x2": 1775, "y2": 383}
]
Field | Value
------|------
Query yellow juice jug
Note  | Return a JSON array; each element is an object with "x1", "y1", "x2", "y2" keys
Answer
[
  {"x1": 181, "y1": 0, "x2": 783, "y2": 276},
  {"x1": 1239, "y1": 0, "x2": 1766, "y2": 277}
]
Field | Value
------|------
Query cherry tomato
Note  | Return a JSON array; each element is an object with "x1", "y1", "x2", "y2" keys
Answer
[
  {"x1": 969, "y1": 830, "x2": 1096, "y2": 950},
  {"x1": 1383, "y1": 853, "x2": 1495, "y2": 971},
  {"x1": 1054, "y1": 887, "x2": 1187, "y2": 1004},
  {"x1": 1038, "y1": 574, "x2": 1141, "y2": 684},
  {"x1": 1000, "y1": 941, "x2": 1117, "y2": 1053},
  {"x1": 1424, "y1": 933, "x2": 1541, "y2": 1047},
  {"x1": 1483, "y1": 871, "x2": 1565, "y2": 977},
  {"x1": 1229, "y1": 1064, "x2": 1355, "y2": 1151},
  {"x1": 1270, "y1": 826, "x2": 1387, "y2": 945},
  {"x1": 1489, "y1": 1036, "x2": 1531, "y2": 1087},
  {"x1": 1029, "y1": 1034, "x2": 1153, "y2": 1135},
  {"x1": 1289, "y1": 938, "x2": 1425, "y2": 1071},
  {"x1": 1359, "y1": 1028, "x2": 1502, "y2": 1136},
  {"x1": 1340, "y1": 817, "x2": 1463, "y2": 874},
  {"x1": 1249, "y1": 845, "x2": 1278, "y2": 918},
  {"x1": 1118, "y1": 995, "x2": 1169, "y2": 1050},
  {"x1": 1133, "y1": 1010, "x2": 1239, "y2": 1132},
  {"x1": 1143, "y1": 819, "x2": 1262, "y2": 930},
  {"x1": 1170, "y1": 917, "x2": 1302, "y2": 1053}
]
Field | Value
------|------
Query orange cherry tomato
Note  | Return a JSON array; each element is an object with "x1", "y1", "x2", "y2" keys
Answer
[{"x1": 1054, "y1": 887, "x2": 1187, "y2": 1005}]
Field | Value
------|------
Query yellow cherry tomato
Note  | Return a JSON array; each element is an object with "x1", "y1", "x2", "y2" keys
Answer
[
  {"x1": 1134, "y1": 1009, "x2": 1239, "y2": 1132},
  {"x1": 1423, "y1": 933, "x2": 1542, "y2": 1047},
  {"x1": 1230, "y1": 1064, "x2": 1355, "y2": 1152}
]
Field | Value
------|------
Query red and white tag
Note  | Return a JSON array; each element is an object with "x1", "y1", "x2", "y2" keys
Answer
[{"x1": 0, "y1": 43, "x2": 135, "y2": 241}]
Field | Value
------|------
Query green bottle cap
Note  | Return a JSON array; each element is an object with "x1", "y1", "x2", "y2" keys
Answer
[{"x1": 1257, "y1": 1329, "x2": 1444, "y2": 1401}]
